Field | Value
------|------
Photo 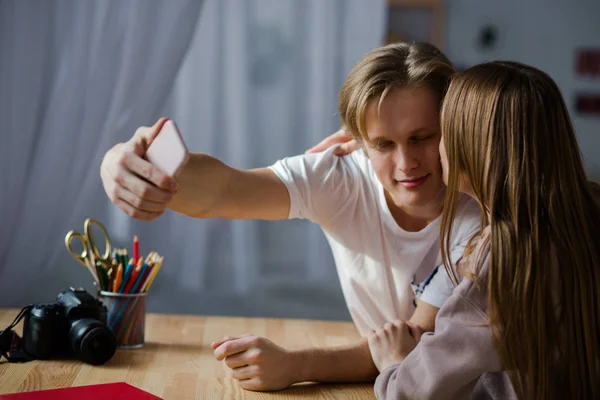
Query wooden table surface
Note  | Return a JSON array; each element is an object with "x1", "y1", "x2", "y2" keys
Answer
[{"x1": 0, "y1": 309, "x2": 375, "y2": 399}]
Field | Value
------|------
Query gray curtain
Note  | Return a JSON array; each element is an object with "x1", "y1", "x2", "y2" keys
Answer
[
  {"x1": 0, "y1": 0, "x2": 386, "y2": 321},
  {"x1": 0, "y1": 0, "x2": 203, "y2": 304}
]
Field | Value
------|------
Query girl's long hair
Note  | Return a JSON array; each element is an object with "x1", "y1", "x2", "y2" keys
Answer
[{"x1": 440, "y1": 61, "x2": 600, "y2": 399}]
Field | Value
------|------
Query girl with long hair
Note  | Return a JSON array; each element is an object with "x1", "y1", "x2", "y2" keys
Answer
[{"x1": 369, "y1": 61, "x2": 600, "y2": 399}]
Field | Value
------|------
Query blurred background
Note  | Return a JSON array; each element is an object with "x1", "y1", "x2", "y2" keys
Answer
[{"x1": 1, "y1": 0, "x2": 599, "y2": 321}]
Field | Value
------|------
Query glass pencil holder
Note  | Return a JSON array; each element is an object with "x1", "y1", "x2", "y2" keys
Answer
[{"x1": 98, "y1": 291, "x2": 147, "y2": 349}]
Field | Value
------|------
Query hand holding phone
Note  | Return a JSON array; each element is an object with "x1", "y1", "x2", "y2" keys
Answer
[{"x1": 144, "y1": 119, "x2": 189, "y2": 177}]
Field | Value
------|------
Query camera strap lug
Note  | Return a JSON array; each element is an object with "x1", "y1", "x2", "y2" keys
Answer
[
  {"x1": 0, "y1": 329, "x2": 34, "y2": 362},
  {"x1": 0, "y1": 305, "x2": 34, "y2": 363}
]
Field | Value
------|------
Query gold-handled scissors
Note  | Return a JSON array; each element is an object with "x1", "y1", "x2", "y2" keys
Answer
[{"x1": 65, "y1": 218, "x2": 112, "y2": 269}]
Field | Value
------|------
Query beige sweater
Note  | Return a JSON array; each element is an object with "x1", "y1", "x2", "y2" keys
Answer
[{"x1": 374, "y1": 233, "x2": 518, "y2": 400}]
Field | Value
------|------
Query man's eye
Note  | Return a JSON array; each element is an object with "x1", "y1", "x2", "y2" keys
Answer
[
  {"x1": 374, "y1": 141, "x2": 394, "y2": 150},
  {"x1": 415, "y1": 135, "x2": 434, "y2": 141}
]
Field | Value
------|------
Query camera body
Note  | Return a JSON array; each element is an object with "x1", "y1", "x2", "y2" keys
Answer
[{"x1": 21, "y1": 288, "x2": 116, "y2": 365}]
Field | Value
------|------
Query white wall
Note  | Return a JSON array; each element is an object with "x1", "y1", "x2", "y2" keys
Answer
[{"x1": 445, "y1": 0, "x2": 600, "y2": 178}]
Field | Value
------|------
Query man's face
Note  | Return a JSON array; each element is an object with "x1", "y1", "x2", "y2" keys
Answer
[{"x1": 363, "y1": 87, "x2": 445, "y2": 213}]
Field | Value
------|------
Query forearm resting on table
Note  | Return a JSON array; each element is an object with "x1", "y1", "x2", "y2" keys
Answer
[
  {"x1": 167, "y1": 153, "x2": 289, "y2": 220},
  {"x1": 292, "y1": 339, "x2": 378, "y2": 383}
]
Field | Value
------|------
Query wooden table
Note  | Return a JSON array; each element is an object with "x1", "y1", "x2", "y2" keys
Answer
[{"x1": 0, "y1": 309, "x2": 375, "y2": 399}]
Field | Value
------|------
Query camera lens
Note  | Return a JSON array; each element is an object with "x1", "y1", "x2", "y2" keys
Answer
[{"x1": 69, "y1": 319, "x2": 116, "y2": 365}]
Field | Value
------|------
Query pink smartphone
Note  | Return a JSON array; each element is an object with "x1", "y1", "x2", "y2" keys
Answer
[{"x1": 145, "y1": 119, "x2": 189, "y2": 177}]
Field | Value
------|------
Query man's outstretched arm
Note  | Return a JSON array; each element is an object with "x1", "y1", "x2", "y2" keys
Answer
[{"x1": 101, "y1": 118, "x2": 291, "y2": 221}]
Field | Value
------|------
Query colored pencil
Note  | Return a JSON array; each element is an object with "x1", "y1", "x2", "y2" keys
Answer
[
  {"x1": 123, "y1": 260, "x2": 142, "y2": 294},
  {"x1": 112, "y1": 264, "x2": 123, "y2": 293},
  {"x1": 119, "y1": 259, "x2": 133, "y2": 293},
  {"x1": 145, "y1": 256, "x2": 163, "y2": 292},
  {"x1": 133, "y1": 235, "x2": 139, "y2": 264},
  {"x1": 130, "y1": 263, "x2": 147, "y2": 293}
]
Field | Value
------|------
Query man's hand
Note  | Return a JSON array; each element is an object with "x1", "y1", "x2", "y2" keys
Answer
[
  {"x1": 212, "y1": 334, "x2": 298, "y2": 391},
  {"x1": 100, "y1": 117, "x2": 178, "y2": 221},
  {"x1": 367, "y1": 320, "x2": 424, "y2": 372},
  {"x1": 305, "y1": 128, "x2": 361, "y2": 156}
]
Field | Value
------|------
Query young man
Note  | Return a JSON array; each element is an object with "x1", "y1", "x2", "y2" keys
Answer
[{"x1": 100, "y1": 42, "x2": 480, "y2": 391}]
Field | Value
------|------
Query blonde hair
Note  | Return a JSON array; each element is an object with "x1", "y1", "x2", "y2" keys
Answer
[
  {"x1": 338, "y1": 42, "x2": 455, "y2": 141},
  {"x1": 440, "y1": 61, "x2": 600, "y2": 399}
]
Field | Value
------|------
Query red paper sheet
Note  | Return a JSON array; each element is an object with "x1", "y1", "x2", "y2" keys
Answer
[{"x1": 0, "y1": 382, "x2": 162, "y2": 400}]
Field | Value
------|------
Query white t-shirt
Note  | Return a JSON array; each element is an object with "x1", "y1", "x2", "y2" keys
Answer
[{"x1": 269, "y1": 146, "x2": 481, "y2": 336}]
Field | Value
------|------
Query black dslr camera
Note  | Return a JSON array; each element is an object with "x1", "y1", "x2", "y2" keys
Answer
[{"x1": 0, "y1": 288, "x2": 116, "y2": 365}]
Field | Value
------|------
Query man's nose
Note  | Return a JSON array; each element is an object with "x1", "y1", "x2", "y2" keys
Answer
[{"x1": 394, "y1": 145, "x2": 418, "y2": 172}]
